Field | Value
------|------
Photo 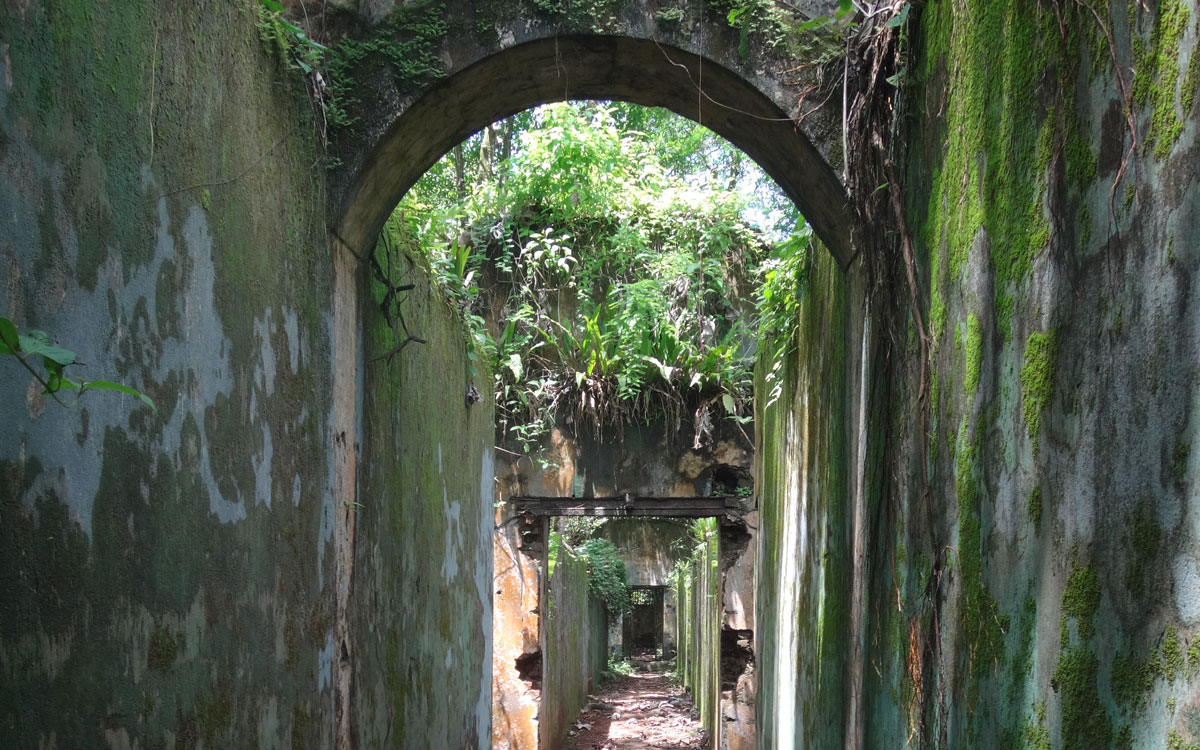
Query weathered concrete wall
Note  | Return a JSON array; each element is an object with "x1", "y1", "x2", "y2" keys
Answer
[
  {"x1": 1, "y1": 3, "x2": 502, "y2": 748},
  {"x1": 541, "y1": 542, "x2": 608, "y2": 750},
  {"x1": 867, "y1": 1, "x2": 1200, "y2": 747},
  {"x1": 496, "y1": 419, "x2": 754, "y2": 503},
  {"x1": 0, "y1": 1, "x2": 337, "y2": 746},
  {"x1": 751, "y1": 237, "x2": 872, "y2": 749},
  {"x1": 493, "y1": 521, "x2": 543, "y2": 750},
  {"x1": 352, "y1": 234, "x2": 495, "y2": 747},
  {"x1": 675, "y1": 518, "x2": 722, "y2": 743},
  {"x1": 728, "y1": 1, "x2": 1200, "y2": 748}
]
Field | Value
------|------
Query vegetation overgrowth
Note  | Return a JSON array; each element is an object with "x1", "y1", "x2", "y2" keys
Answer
[{"x1": 386, "y1": 101, "x2": 810, "y2": 451}]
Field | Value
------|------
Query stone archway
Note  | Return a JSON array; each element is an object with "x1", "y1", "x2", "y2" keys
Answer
[
  {"x1": 328, "y1": 1, "x2": 852, "y2": 266},
  {"x1": 323, "y1": 4, "x2": 854, "y2": 746}
]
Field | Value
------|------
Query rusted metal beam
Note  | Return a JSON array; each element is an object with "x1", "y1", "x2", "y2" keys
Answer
[{"x1": 509, "y1": 495, "x2": 733, "y2": 517}]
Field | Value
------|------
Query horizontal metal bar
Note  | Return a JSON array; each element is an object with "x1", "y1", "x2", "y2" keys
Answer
[{"x1": 509, "y1": 496, "x2": 733, "y2": 517}]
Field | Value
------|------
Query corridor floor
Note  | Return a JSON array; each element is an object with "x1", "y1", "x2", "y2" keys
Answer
[{"x1": 559, "y1": 669, "x2": 708, "y2": 749}]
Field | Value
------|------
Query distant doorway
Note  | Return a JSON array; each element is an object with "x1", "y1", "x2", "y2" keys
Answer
[{"x1": 623, "y1": 586, "x2": 665, "y2": 657}]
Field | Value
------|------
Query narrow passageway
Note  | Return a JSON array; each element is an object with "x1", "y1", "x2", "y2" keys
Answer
[{"x1": 560, "y1": 654, "x2": 709, "y2": 750}]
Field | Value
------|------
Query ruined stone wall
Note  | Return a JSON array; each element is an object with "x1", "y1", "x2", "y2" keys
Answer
[
  {"x1": 751, "y1": 3, "x2": 1200, "y2": 748},
  {"x1": 597, "y1": 518, "x2": 692, "y2": 587},
  {"x1": 674, "y1": 518, "x2": 722, "y2": 742},
  {"x1": 864, "y1": 0, "x2": 1200, "y2": 747},
  {"x1": 495, "y1": 419, "x2": 754, "y2": 502},
  {"x1": 541, "y1": 543, "x2": 608, "y2": 749},
  {"x1": 493, "y1": 522, "x2": 543, "y2": 750},
  {"x1": 0, "y1": 2, "x2": 337, "y2": 746},
  {"x1": 751, "y1": 239, "x2": 867, "y2": 749},
  {"x1": 353, "y1": 241, "x2": 496, "y2": 747},
  {"x1": 1, "y1": 3, "x2": 501, "y2": 747}
]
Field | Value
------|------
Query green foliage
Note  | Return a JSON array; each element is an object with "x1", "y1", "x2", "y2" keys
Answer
[
  {"x1": 398, "y1": 102, "x2": 800, "y2": 451},
  {"x1": 547, "y1": 530, "x2": 561, "y2": 579},
  {"x1": 0, "y1": 317, "x2": 155, "y2": 412},
  {"x1": 324, "y1": 2, "x2": 447, "y2": 129},
  {"x1": 578, "y1": 538, "x2": 630, "y2": 614},
  {"x1": 255, "y1": 0, "x2": 328, "y2": 73},
  {"x1": 603, "y1": 657, "x2": 636, "y2": 680}
]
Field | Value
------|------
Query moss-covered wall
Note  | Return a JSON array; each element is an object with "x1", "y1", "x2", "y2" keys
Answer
[
  {"x1": 541, "y1": 543, "x2": 608, "y2": 749},
  {"x1": 752, "y1": 237, "x2": 862, "y2": 748},
  {"x1": 674, "y1": 518, "x2": 722, "y2": 741},
  {"x1": 0, "y1": 1, "x2": 336, "y2": 746},
  {"x1": 352, "y1": 234, "x2": 496, "y2": 747},
  {"x1": 864, "y1": 0, "x2": 1200, "y2": 747}
]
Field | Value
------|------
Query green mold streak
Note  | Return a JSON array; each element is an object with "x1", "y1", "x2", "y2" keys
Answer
[
  {"x1": 954, "y1": 417, "x2": 1008, "y2": 686},
  {"x1": 1130, "y1": 0, "x2": 1191, "y2": 159},
  {"x1": 1061, "y1": 556, "x2": 1100, "y2": 640},
  {"x1": 1020, "y1": 329, "x2": 1058, "y2": 451},
  {"x1": 1183, "y1": 41, "x2": 1200, "y2": 115},
  {"x1": 1011, "y1": 700, "x2": 1051, "y2": 750},
  {"x1": 1111, "y1": 646, "x2": 1155, "y2": 712},
  {"x1": 1126, "y1": 498, "x2": 1161, "y2": 591},
  {"x1": 1161, "y1": 625, "x2": 1184, "y2": 682},
  {"x1": 915, "y1": 0, "x2": 1099, "y2": 335},
  {"x1": 963, "y1": 313, "x2": 982, "y2": 394},
  {"x1": 1173, "y1": 440, "x2": 1190, "y2": 487},
  {"x1": 147, "y1": 626, "x2": 185, "y2": 672},
  {"x1": 1052, "y1": 645, "x2": 1112, "y2": 750},
  {"x1": 1007, "y1": 596, "x2": 1037, "y2": 705},
  {"x1": 1027, "y1": 487, "x2": 1043, "y2": 534}
]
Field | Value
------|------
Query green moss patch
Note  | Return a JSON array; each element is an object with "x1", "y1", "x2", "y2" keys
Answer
[
  {"x1": 1021, "y1": 330, "x2": 1058, "y2": 450},
  {"x1": 914, "y1": 1, "x2": 1099, "y2": 335},
  {"x1": 964, "y1": 313, "x2": 982, "y2": 394},
  {"x1": 1052, "y1": 645, "x2": 1112, "y2": 750},
  {"x1": 1130, "y1": 0, "x2": 1191, "y2": 159},
  {"x1": 1028, "y1": 487, "x2": 1043, "y2": 533},
  {"x1": 1061, "y1": 556, "x2": 1100, "y2": 640}
]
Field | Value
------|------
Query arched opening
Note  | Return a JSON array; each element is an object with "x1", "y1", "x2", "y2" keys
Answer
[
  {"x1": 333, "y1": 36, "x2": 851, "y2": 266},
  {"x1": 329, "y1": 25, "x2": 855, "y2": 750},
  {"x1": 359, "y1": 95, "x2": 795, "y2": 749}
]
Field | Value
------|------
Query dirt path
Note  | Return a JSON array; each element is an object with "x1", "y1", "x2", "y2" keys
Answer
[{"x1": 558, "y1": 670, "x2": 709, "y2": 750}]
